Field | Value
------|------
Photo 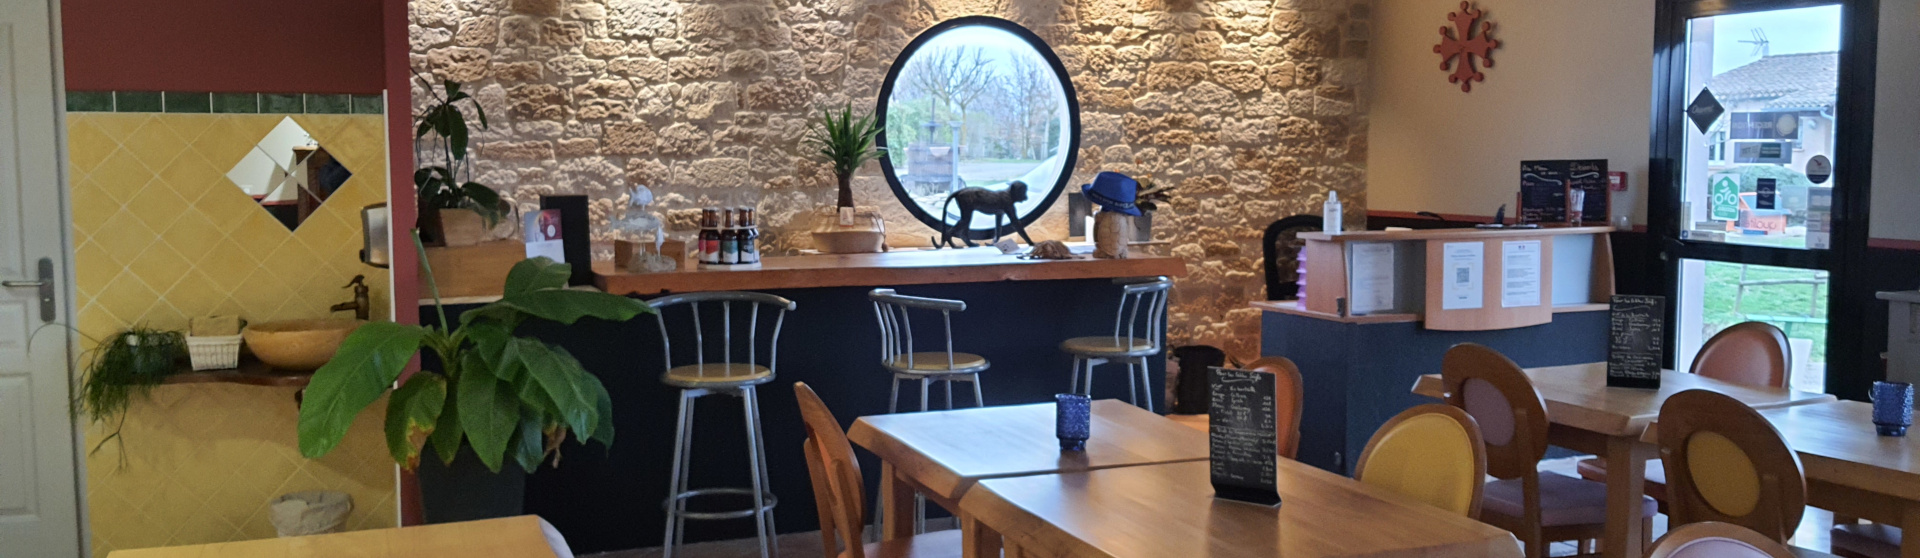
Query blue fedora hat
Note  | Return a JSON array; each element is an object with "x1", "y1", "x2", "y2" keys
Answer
[{"x1": 1081, "y1": 171, "x2": 1142, "y2": 216}]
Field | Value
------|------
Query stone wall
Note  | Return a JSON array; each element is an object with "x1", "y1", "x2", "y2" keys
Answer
[{"x1": 410, "y1": 0, "x2": 1371, "y2": 358}]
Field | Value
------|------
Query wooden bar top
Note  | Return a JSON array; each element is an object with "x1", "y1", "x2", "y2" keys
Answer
[
  {"x1": 594, "y1": 246, "x2": 1188, "y2": 296},
  {"x1": 1298, "y1": 225, "x2": 1613, "y2": 242}
]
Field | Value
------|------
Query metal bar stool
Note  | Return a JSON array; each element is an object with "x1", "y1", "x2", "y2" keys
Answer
[
  {"x1": 652, "y1": 291, "x2": 794, "y2": 558},
  {"x1": 870, "y1": 289, "x2": 989, "y2": 412},
  {"x1": 1061, "y1": 276, "x2": 1172, "y2": 410}
]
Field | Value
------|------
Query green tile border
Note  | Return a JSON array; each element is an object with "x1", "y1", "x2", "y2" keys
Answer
[
  {"x1": 65, "y1": 90, "x2": 384, "y2": 115},
  {"x1": 212, "y1": 92, "x2": 259, "y2": 113},
  {"x1": 67, "y1": 91, "x2": 114, "y2": 112},
  {"x1": 304, "y1": 93, "x2": 351, "y2": 114},
  {"x1": 163, "y1": 92, "x2": 211, "y2": 113},
  {"x1": 114, "y1": 91, "x2": 162, "y2": 112}
]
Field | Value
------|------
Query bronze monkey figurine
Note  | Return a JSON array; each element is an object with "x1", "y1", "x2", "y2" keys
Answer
[{"x1": 937, "y1": 181, "x2": 1033, "y2": 248}]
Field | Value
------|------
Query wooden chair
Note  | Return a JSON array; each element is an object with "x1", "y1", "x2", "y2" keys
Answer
[
  {"x1": 1829, "y1": 524, "x2": 1900, "y2": 558},
  {"x1": 794, "y1": 382, "x2": 961, "y2": 558},
  {"x1": 1580, "y1": 321, "x2": 1793, "y2": 503},
  {"x1": 1441, "y1": 343, "x2": 1657, "y2": 558},
  {"x1": 1655, "y1": 389, "x2": 1807, "y2": 543},
  {"x1": 1354, "y1": 404, "x2": 1487, "y2": 517},
  {"x1": 1645, "y1": 522, "x2": 1799, "y2": 558},
  {"x1": 1246, "y1": 356, "x2": 1306, "y2": 459}
]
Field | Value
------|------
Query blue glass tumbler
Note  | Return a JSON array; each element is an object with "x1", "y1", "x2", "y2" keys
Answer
[
  {"x1": 1056, "y1": 393, "x2": 1092, "y2": 451},
  {"x1": 1872, "y1": 381, "x2": 1915, "y2": 437}
]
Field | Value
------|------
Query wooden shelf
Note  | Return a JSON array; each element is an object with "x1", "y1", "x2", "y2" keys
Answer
[
  {"x1": 1298, "y1": 226, "x2": 1614, "y2": 243},
  {"x1": 164, "y1": 355, "x2": 313, "y2": 387},
  {"x1": 594, "y1": 246, "x2": 1189, "y2": 296}
]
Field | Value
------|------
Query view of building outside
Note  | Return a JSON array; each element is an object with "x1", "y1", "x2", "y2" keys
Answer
[{"x1": 1675, "y1": 6, "x2": 1839, "y2": 390}]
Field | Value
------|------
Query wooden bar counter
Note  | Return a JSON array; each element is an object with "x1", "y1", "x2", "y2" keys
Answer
[
  {"x1": 594, "y1": 246, "x2": 1188, "y2": 295},
  {"x1": 433, "y1": 244, "x2": 1188, "y2": 553}
]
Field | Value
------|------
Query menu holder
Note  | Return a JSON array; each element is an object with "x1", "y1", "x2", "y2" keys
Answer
[
  {"x1": 1520, "y1": 159, "x2": 1609, "y2": 225},
  {"x1": 1209, "y1": 367, "x2": 1281, "y2": 506},
  {"x1": 1606, "y1": 294, "x2": 1666, "y2": 389}
]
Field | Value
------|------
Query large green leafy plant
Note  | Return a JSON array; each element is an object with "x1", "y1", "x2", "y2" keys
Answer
[
  {"x1": 415, "y1": 75, "x2": 506, "y2": 239},
  {"x1": 297, "y1": 240, "x2": 654, "y2": 472},
  {"x1": 803, "y1": 103, "x2": 886, "y2": 209}
]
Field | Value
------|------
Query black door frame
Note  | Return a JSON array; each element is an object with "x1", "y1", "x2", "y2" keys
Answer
[{"x1": 1648, "y1": 0, "x2": 1879, "y2": 399}]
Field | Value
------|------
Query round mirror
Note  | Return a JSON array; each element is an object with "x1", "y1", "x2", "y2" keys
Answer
[{"x1": 876, "y1": 16, "x2": 1079, "y2": 241}]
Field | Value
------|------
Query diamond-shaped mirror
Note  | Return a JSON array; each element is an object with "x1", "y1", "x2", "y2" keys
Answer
[{"x1": 224, "y1": 117, "x2": 353, "y2": 230}]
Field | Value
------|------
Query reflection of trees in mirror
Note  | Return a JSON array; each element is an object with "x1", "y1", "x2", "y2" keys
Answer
[{"x1": 888, "y1": 47, "x2": 1068, "y2": 226}]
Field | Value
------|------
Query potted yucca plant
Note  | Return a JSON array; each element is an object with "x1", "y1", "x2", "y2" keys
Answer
[
  {"x1": 804, "y1": 103, "x2": 889, "y2": 253},
  {"x1": 297, "y1": 232, "x2": 653, "y2": 522}
]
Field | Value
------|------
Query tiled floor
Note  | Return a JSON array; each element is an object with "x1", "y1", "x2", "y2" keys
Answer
[{"x1": 588, "y1": 460, "x2": 1838, "y2": 558}]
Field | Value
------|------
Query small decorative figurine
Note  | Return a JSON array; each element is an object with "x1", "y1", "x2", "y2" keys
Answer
[
  {"x1": 1083, "y1": 172, "x2": 1141, "y2": 259},
  {"x1": 937, "y1": 181, "x2": 1033, "y2": 248}
]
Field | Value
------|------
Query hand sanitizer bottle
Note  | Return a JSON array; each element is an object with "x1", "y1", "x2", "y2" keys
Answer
[{"x1": 1323, "y1": 191, "x2": 1343, "y2": 234}]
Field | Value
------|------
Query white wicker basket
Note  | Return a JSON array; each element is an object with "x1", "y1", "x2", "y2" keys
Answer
[{"x1": 186, "y1": 334, "x2": 243, "y2": 371}]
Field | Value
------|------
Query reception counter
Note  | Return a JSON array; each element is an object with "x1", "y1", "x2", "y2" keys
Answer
[
  {"x1": 1264, "y1": 226, "x2": 1616, "y2": 474},
  {"x1": 428, "y1": 246, "x2": 1186, "y2": 552}
]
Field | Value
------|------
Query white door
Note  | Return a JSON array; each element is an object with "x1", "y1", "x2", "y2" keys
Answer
[{"x1": 0, "y1": 0, "x2": 83, "y2": 555}]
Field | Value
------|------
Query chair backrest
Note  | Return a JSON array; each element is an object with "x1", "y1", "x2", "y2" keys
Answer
[
  {"x1": 1645, "y1": 521, "x2": 1798, "y2": 558},
  {"x1": 1354, "y1": 404, "x2": 1488, "y2": 518},
  {"x1": 1656, "y1": 389, "x2": 1807, "y2": 542},
  {"x1": 1245, "y1": 356, "x2": 1306, "y2": 459},
  {"x1": 869, "y1": 289, "x2": 966, "y2": 369},
  {"x1": 1110, "y1": 276, "x2": 1172, "y2": 351},
  {"x1": 649, "y1": 291, "x2": 795, "y2": 376},
  {"x1": 794, "y1": 382, "x2": 869, "y2": 558},
  {"x1": 1691, "y1": 322, "x2": 1792, "y2": 389},
  {"x1": 1440, "y1": 343, "x2": 1550, "y2": 480}
]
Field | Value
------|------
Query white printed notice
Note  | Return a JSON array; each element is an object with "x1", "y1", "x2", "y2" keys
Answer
[
  {"x1": 1441, "y1": 242, "x2": 1484, "y2": 310},
  {"x1": 1346, "y1": 242, "x2": 1396, "y2": 315},
  {"x1": 1501, "y1": 240, "x2": 1542, "y2": 308}
]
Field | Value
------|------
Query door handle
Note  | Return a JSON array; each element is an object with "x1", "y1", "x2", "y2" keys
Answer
[{"x1": 6, "y1": 259, "x2": 54, "y2": 322}]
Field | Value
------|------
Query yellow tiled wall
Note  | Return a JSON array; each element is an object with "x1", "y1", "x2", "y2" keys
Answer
[{"x1": 67, "y1": 112, "x2": 398, "y2": 555}]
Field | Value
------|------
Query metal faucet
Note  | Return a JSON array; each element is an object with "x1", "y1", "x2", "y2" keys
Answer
[{"x1": 332, "y1": 275, "x2": 370, "y2": 321}]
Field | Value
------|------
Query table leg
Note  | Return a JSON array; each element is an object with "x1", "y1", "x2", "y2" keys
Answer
[
  {"x1": 961, "y1": 513, "x2": 1002, "y2": 558},
  {"x1": 1601, "y1": 435, "x2": 1652, "y2": 558},
  {"x1": 880, "y1": 463, "x2": 915, "y2": 541},
  {"x1": 1902, "y1": 502, "x2": 1920, "y2": 558}
]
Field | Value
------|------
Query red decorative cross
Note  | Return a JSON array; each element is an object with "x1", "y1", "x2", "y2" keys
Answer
[{"x1": 1433, "y1": 1, "x2": 1499, "y2": 92}]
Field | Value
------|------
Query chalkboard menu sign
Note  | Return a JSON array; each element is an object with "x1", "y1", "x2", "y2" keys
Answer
[
  {"x1": 1521, "y1": 160, "x2": 1610, "y2": 225},
  {"x1": 1606, "y1": 294, "x2": 1666, "y2": 389},
  {"x1": 1209, "y1": 367, "x2": 1281, "y2": 506}
]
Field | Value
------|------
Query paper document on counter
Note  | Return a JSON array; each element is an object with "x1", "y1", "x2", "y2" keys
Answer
[
  {"x1": 1346, "y1": 242, "x2": 1395, "y2": 315},
  {"x1": 1501, "y1": 240, "x2": 1542, "y2": 308},
  {"x1": 1441, "y1": 242, "x2": 1484, "y2": 310}
]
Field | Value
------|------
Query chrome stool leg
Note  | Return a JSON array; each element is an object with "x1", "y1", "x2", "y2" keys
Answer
[
  {"x1": 1126, "y1": 359, "x2": 1138, "y2": 406},
  {"x1": 970, "y1": 374, "x2": 985, "y2": 407},
  {"x1": 662, "y1": 391, "x2": 695, "y2": 558},
  {"x1": 888, "y1": 376, "x2": 901, "y2": 414},
  {"x1": 919, "y1": 377, "x2": 931, "y2": 413},
  {"x1": 741, "y1": 386, "x2": 776, "y2": 558},
  {"x1": 1068, "y1": 357, "x2": 1081, "y2": 394},
  {"x1": 1135, "y1": 357, "x2": 1154, "y2": 411},
  {"x1": 944, "y1": 378, "x2": 954, "y2": 410}
]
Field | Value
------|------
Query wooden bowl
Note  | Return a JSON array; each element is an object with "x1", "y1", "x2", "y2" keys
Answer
[{"x1": 242, "y1": 319, "x2": 363, "y2": 371}]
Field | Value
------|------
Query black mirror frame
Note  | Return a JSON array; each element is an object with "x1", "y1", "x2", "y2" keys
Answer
[{"x1": 873, "y1": 15, "x2": 1082, "y2": 241}]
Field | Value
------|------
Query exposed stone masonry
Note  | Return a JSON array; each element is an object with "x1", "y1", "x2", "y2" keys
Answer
[{"x1": 412, "y1": 0, "x2": 1371, "y2": 358}]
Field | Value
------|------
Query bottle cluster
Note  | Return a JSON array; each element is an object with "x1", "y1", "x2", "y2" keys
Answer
[{"x1": 697, "y1": 207, "x2": 760, "y2": 268}]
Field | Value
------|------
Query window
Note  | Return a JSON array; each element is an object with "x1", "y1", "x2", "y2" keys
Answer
[{"x1": 876, "y1": 16, "x2": 1079, "y2": 240}]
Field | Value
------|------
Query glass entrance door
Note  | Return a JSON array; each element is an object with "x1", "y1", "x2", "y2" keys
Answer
[{"x1": 1655, "y1": 1, "x2": 1862, "y2": 394}]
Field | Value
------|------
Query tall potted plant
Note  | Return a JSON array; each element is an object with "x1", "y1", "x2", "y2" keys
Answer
[
  {"x1": 805, "y1": 103, "x2": 889, "y2": 253},
  {"x1": 297, "y1": 234, "x2": 653, "y2": 522},
  {"x1": 415, "y1": 75, "x2": 506, "y2": 247}
]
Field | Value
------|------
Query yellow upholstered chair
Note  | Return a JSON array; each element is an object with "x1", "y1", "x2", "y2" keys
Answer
[
  {"x1": 1355, "y1": 404, "x2": 1487, "y2": 517},
  {"x1": 1655, "y1": 389, "x2": 1807, "y2": 543},
  {"x1": 1442, "y1": 343, "x2": 1657, "y2": 558},
  {"x1": 1646, "y1": 521, "x2": 1800, "y2": 558}
]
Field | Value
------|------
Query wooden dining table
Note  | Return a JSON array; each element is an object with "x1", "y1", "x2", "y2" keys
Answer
[
  {"x1": 1410, "y1": 362, "x2": 1835, "y2": 558},
  {"x1": 847, "y1": 400, "x2": 1210, "y2": 558},
  {"x1": 1640, "y1": 399, "x2": 1920, "y2": 558},
  {"x1": 103, "y1": 515, "x2": 568, "y2": 557},
  {"x1": 958, "y1": 460, "x2": 1525, "y2": 557}
]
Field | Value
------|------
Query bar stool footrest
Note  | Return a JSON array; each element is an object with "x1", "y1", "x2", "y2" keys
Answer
[{"x1": 662, "y1": 487, "x2": 778, "y2": 521}]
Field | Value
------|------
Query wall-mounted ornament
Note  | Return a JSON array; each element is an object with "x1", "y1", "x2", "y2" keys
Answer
[{"x1": 1433, "y1": 1, "x2": 1500, "y2": 92}]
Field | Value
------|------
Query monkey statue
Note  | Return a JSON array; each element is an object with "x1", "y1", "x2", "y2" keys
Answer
[{"x1": 937, "y1": 181, "x2": 1033, "y2": 248}]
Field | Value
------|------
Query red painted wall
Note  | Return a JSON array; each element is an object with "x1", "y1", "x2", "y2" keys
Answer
[{"x1": 61, "y1": 0, "x2": 385, "y2": 93}]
